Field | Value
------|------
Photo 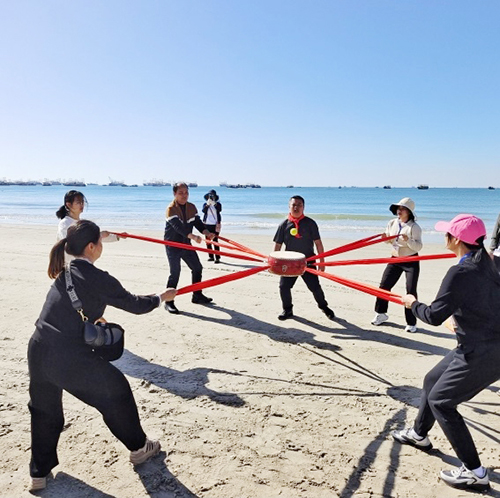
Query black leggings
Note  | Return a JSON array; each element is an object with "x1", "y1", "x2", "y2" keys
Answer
[
  {"x1": 375, "y1": 259, "x2": 420, "y2": 326},
  {"x1": 28, "y1": 337, "x2": 146, "y2": 477}
]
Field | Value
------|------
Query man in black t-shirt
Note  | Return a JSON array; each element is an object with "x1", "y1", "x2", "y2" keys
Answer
[{"x1": 273, "y1": 195, "x2": 335, "y2": 321}]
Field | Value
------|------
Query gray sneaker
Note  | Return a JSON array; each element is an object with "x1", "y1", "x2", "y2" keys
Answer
[
  {"x1": 391, "y1": 427, "x2": 432, "y2": 451},
  {"x1": 130, "y1": 438, "x2": 161, "y2": 465},
  {"x1": 440, "y1": 465, "x2": 490, "y2": 492}
]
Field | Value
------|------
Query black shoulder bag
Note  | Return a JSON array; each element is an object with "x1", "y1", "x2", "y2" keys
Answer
[{"x1": 64, "y1": 265, "x2": 125, "y2": 361}]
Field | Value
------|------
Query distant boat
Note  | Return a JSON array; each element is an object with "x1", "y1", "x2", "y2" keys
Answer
[
  {"x1": 383, "y1": 185, "x2": 391, "y2": 189},
  {"x1": 488, "y1": 186, "x2": 495, "y2": 190},
  {"x1": 417, "y1": 184, "x2": 429, "y2": 190},
  {"x1": 286, "y1": 185, "x2": 294, "y2": 188},
  {"x1": 144, "y1": 179, "x2": 171, "y2": 186},
  {"x1": 63, "y1": 181, "x2": 86, "y2": 187},
  {"x1": 187, "y1": 182, "x2": 198, "y2": 188},
  {"x1": 107, "y1": 177, "x2": 125, "y2": 186}
]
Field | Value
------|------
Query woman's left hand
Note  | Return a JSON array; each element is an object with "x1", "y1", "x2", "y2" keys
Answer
[{"x1": 402, "y1": 294, "x2": 416, "y2": 308}]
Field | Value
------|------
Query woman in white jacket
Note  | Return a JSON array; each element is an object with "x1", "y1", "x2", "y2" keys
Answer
[{"x1": 371, "y1": 197, "x2": 422, "y2": 332}]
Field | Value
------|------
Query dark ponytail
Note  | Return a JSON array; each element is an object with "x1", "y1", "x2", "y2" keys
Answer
[
  {"x1": 56, "y1": 190, "x2": 87, "y2": 219},
  {"x1": 47, "y1": 220, "x2": 101, "y2": 279},
  {"x1": 465, "y1": 236, "x2": 500, "y2": 284}
]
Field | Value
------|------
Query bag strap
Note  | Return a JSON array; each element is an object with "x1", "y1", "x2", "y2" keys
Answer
[{"x1": 64, "y1": 264, "x2": 88, "y2": 322}]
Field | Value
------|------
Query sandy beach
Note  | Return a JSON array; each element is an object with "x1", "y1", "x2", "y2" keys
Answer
[{"x1": 1, "y1": 224, "x2": 499, "y2": 498}]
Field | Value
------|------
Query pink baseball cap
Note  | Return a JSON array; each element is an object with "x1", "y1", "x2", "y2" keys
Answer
[{"x1": 435, "y1": 214, "x2": 487, "y2": 245}]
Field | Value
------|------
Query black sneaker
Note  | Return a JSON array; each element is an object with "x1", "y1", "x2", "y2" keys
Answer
[
  {"x1": 207, "y1": 257, "x2": 214, "y2": 262},
  {"x1": 278, "y1": 310, "x2": 294, "y2": 321},
  {"x1": 440, "y1": 465, "x2": 490, "y2": 491},
  {"x1": 391, "y1": 428, "x2": 432, "y2": 451},
  {"x1": 322, "y1": 306, "x2": 335, "y2": 320},
  {"x1": 214, "y1": 259, "x2": 221, "y2": 264},
  {"x1": 192, "y1": 294, "x2": 213, "y2": 304},
  {"x1": 164, "y1": 301, "x2": 180, "y2": 314}
]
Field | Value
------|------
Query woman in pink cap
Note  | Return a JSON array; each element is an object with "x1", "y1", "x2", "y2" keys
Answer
[{"x1": 392, "y1": 214, "x2": 500, "y2": 492}]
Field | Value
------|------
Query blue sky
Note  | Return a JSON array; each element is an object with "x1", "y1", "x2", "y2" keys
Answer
[{"x1": 1, "y1": 1, "x2": 499, "y2": 187}]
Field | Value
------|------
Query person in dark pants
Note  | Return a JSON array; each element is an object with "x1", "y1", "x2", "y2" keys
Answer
[
  {"x1": 489, "y1": 212, "x2": 500, "y2": 271},
  {"x1": 371, "y1": 197, "x2": 422, "y2": 333},
  {"x1": 164, "y1": 182, "x2": 214, "y2": 314},
  {"x1": 28, "y1": 220, "x2": 176, "y2": 492},
  {"x1": 393, "y1": 214, "x2": 500, "y2": 492},
  {"x1": 202, "y1": 189, "x2": 222, "y2": 263},
  {"x1": 273, "y1": 195, "x2": 335, "y2": 321}
]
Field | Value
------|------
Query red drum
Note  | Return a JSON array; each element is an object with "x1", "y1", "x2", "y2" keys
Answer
[{"x1": 268, "y1": 251, "x2": 307, "y2": 277}]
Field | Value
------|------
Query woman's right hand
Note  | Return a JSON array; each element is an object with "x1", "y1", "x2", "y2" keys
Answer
[
  {"x1": 160, "y1": 288, "x2": 177, "y2": 302},
  {"x1": 188, "y1": 233, "x2": 202, "y2": 244}
]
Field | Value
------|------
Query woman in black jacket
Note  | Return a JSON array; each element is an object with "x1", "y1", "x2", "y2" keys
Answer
[
  {"x1": 28, "y1": 220, "x2": 176, "y2": 491},
  {"x1": 393, "y1": 214, "x2": 500, "y2": 492}
]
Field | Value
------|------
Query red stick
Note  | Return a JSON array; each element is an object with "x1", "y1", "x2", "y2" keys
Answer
[
  {"x1": 320, "y1": 253, "x2": 455, "y2": 267},
  {"x1": 111, "y1": 232, "x2": 265, "y2": 263},
  {"x1": 217, "y1": 235, "x2": 267, "y2": 259},
  {"x1": 306, "y1": 234, "x2": 397, "y2": 262},
  {"x1": 177, "y1": 265, "x2": 270, "y2": 295},
  {"x1": 307, "y1": 268, "x2": 404, "y2": 304}
]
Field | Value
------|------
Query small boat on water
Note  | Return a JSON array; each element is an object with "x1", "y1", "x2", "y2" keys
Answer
[
  {"x1": 383, "y1": 185, "x2": 391, "y2": 189},
  {"x1": 488, "y1": 186, "x2": 495, "y2": 190},
  {"x1": 417, "y1": 184, "x2": 429, "y2": 190}
]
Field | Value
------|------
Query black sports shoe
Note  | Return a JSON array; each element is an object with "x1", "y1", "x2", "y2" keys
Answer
[
  {"x1": 440, "y1": 465, "x2": 490, "y2": 492},
  {"x1": 192, "y1": 293, "x2": 213, "y2": 304},
  {"x1": 164, "y1": 301, "x2": 180, "y2": 314},
  {"x1": 214, "y1": 259, "x2": 221, "y2": 264},
  {"x1": 391, "y1": 428, "x2": 432, "y2": 451},
  {"x1": 278, "y1": 310, "x2": 294, "y2": 321},
  {"x1": 322, "y1": 306, "x2": 335, "y2": 320}
]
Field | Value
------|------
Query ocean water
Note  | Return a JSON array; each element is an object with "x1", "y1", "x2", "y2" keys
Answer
[{"x1": 1, "y1": 185, "x2": 499, "y2": 243}]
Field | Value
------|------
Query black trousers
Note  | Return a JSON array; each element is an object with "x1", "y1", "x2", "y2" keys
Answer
[
  {"x1": 375, "y1": 259, "x2": 420, "y2": 326},
  {"x1": 413, "y1": 340, "x2": 500, "y2": 470},
  {"x1": 204, "y1": 224, "x2": 220, "y2": 261},
  {"x1": 165, "y1": 246, "x2": 203, "y2": 295},
  {"x1": 279, "y1": 271, "x2": 328, "y2": 312},
  {"x1": 493, "y1": 255, "x2": 500, "y2": 272},
  {"x1": 28, "y1": 337, "x2": 146, "y2": 477}
]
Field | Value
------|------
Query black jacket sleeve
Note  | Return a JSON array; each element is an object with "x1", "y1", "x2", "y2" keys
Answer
[{"x1": 411, "y1": 265, "x2": 467, "y2": 326}]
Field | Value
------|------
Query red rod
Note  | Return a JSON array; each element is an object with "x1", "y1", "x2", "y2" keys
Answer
[
  {"x1": 320, "y1": 253, "x2": 455, "y2": 267},
  {"x1": 111, "y1": 232, "x2": 265, "y2": 263},
  {"x1": 217, "y1": 235, "x2": 267, "y2": 259},
  {"x1": 306, "y1": 234, "x2": 397, "y2": 262},
  {"x1": 307, "y1": 268, "x2": 403, "y2": 305},
  {"x1": 177, "y1": 265, "x2": 270, "y2": 295}
]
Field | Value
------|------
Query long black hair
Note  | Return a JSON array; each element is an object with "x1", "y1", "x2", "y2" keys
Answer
[
  {"x1": 48, "y1": 220, "x2": 100, "y2": 278},
  {"x1": 448, "y1": 234, "x2": 500, "y2": 284},
  {"x1": 56, "y1": 190, "x2": 87, "y2": 219}
]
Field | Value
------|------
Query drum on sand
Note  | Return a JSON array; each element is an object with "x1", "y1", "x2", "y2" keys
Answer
[{"x1": 268, "y1": 251, "x2": 306, "y2": 277}]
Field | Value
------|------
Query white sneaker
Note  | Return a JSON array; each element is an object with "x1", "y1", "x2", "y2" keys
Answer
[
  {"x1": 130, "y1": 438, "x2": 161, "y2": 465},
  {"x1": 29, "y1": 472, "x2": 53, "y2": 491},
  {"x1": 391, "y1": 427, "x2": 432, "y2": 451},
  {"x1": 371, "y1": 313, "x2": 388, "y2": 326},
  {"x1": 440, "y1": 465, "x2": 490, "y2": 491},
  {"x1": 405, "y1": 325, "x2": 417, "y2": 333}
]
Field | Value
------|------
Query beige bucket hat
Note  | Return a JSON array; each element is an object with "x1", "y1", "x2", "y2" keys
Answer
[{"x1": 390, "y1": 197, "x2": 415, "y2": 216}]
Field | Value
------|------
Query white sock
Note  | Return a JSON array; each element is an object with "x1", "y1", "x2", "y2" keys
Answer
[{"x1": 472, "y1": 466, "x2": 486, "y2": 478}]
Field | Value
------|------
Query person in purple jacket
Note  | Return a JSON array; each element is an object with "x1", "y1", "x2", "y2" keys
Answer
[{"x1": 393, "y1": 214, "x2": 500, "y2": 492}]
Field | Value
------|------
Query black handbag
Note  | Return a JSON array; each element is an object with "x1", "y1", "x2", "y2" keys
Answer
[{"x1": 65, "y1": 265, "x2": 125, "y2": 361}]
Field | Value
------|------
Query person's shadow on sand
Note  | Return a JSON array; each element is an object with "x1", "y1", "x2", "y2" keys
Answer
[
  {"x1": 31, "y1": 463, "x2": 199, "y2": 498},
  {"x1": 115, "y1": 350, "x2": 245, "y2": 407},
  {"x1": 135, "y1": 451, "x2": 199, "y2": 497}
]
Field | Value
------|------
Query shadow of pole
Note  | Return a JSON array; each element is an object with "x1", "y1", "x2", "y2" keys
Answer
[{"x1": 339, "y1": 408, "x2": 406, "y2": 498}]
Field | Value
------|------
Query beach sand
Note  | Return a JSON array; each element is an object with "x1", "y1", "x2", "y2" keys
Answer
[{"x1": 1, "y1": 224, "x2": 499, "y2": 497}]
